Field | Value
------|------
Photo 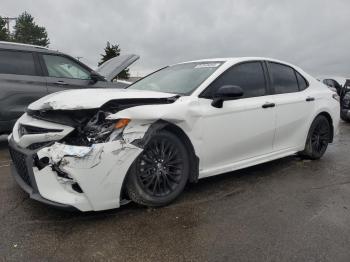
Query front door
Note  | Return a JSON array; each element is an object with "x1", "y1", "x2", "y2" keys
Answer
[
  {"x1": 39, "y1": 53, "x2": 106, "y2": 94},
  {"x1": 196, "y1": 61, "x2": 276, "y2": 177}
]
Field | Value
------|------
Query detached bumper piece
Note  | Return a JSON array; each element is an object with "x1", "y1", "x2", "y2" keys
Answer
[{"x1": 8, "y1": 138, "x2": 78, "y2": 211}]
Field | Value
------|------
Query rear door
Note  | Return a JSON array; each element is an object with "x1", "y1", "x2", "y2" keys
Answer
[
  {"x1": 39, "y1": 53, "x2": 107, "y2": 93},
  {"x1": 266, "y1": 61, "x2": 314, "y2": 151},
  {"x1": 0, "y1": 49, "x2": 47, "y2": 127}
]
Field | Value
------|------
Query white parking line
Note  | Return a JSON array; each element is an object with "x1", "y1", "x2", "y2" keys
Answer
[{"x1": 0, "y1": 160, "x2": 12, "y2": 168}]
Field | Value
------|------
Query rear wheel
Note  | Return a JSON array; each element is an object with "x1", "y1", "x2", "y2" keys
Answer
[
  {"x1": 126, "y1": 130, "x2": 189, "y2": 207},
  {"x1": 299, "y1": 115, "x2": 331, "y2": 160}
]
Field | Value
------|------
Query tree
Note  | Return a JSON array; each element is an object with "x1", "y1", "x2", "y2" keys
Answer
[
  {"x1": 0, "y1": 16, "x2": 9, "y2": 41},
  {"x1": 98, "y1": 41, "x2": 130, "y2": 79},
  {"x1": 13, "y1": 11, "x2": 49, "y2": 47}
]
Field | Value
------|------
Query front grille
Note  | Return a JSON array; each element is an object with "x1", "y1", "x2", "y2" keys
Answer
[
  {"x1": 8, "y1": 147, "x2": 32, "y2": 187},
  {"x1": 19, "y1": 124, "x2": 62, "y2": 136},
  {"x1": 27, "y1": 141, "x2": 52, "y2": 150}
]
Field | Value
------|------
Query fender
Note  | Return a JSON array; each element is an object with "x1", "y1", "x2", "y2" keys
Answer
[{"x1": 302, "y1": 103, "x2": 339, "y2": 146}]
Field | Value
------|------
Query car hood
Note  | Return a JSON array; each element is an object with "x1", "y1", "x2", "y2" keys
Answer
[
  {"x1": 28, "y1": 88, "x2": 177, "y2": 111},
  {"x1": 96, "y1": 54, "x2": 139, "y2": 81}
]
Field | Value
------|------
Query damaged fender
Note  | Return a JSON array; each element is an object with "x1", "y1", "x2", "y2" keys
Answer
[{"x1": 108, "y1": 96, "x2": 204, "y2": 151}]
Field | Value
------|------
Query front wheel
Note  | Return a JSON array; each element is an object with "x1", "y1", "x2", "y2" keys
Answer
[
  {"x1": 126, "y1": 130, "x2": 190, "y2": 207},
  {"x1": 299, "y1": 115, "x2": 331, "y2": 160}
]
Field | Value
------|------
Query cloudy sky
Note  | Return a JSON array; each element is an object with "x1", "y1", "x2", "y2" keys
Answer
[{"x1": 2, "y1": 0, "x2": 350, "y2": 77}]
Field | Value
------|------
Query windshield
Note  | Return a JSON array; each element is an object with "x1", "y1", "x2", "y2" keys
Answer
[{"x1": 128, "y1": 62, "x2": 223, "y2": 95}]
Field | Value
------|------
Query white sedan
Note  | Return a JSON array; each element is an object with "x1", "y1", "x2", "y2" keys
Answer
[{"x1": 9, "y1": 57, "x2": 340, "y2": 211}]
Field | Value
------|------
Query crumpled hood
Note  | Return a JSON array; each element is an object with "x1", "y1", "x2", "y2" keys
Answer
[{"x1": 28, "y1": 88, "x2": 177, "y2": 111}]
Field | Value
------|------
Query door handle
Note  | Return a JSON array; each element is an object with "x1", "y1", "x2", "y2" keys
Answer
[
  {"x1": 54, "y1": 81, "x2": 68, "y2": 86},
  {"x1": 306, "y1": 97, "x2": 315, "y2": 102},
  {"x1": 262, "y1": 102, "x2": 276, "y2": 108}
]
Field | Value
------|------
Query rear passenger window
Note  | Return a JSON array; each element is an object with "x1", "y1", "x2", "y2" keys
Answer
[
  {"x1": 204, "y1": 62, "x2": 266, "y2": 99},
  {"x1": 296, "y1": 71, "x2": 308, "y2": 90},
  {"x1": 269, "y1": 62, "x2": 299, "y2": 94},
  {"x1": 0, "y1": 50, "x2": 36, "y2": 76}
]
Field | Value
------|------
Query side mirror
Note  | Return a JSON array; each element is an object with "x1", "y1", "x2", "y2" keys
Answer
[
  {"x1": 90, "y1": 71, "x2": 104, "y2": 84},
  {"x1": 211, "y1": 85, "x2": 244, "y2": 108}
]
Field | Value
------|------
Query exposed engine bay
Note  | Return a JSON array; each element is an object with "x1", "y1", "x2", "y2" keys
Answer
[{"x1": 26, "y1": 97, "x2": 179, "y2": 146}]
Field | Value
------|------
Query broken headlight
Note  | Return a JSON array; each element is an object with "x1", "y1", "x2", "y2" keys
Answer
[
  {"x1": 108, "y1": 119, "x2": 130, "y2": 142},
  {"x1": 84, "y1": 111, "x2": 130, "y2": 144}
]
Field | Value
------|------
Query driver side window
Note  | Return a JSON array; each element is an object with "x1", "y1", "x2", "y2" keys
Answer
[
  {"x1": 42, "y1": 55, "x2": 91, "y2": 80},
  {"x1": 202, "y1": 62, "x2": 267, "y2": 99}
]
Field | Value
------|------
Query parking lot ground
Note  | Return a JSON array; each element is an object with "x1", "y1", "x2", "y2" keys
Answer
[{"x1": 0, "y1": 123, "x2": 350, "y2": 262}]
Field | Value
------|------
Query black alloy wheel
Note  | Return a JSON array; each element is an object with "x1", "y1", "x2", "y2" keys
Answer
[
  {"x1": 126, "y1": 130, "x2": 189, "y2": 207},
  {"x1": 310, "y1": 119, "x2": 330, "y2": 155},
  {"x1": 299, "y1": 115, "x2": 331, "y2": 160},
  {"x1": 137, "y1": 137, "x2": 184, "y2": 197}
]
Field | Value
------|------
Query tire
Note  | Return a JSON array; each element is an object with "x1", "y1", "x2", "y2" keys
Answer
[
  {"x1": 126, "y1": 129, "x2": 190, "y2": 207},
  {"x1": 299, "y1": 115, "x2": 331, "y2": 160}
]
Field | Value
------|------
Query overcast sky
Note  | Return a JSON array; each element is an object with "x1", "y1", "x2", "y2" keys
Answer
[{"x1": 2, "y1": 0, "x2": 350, "y2": 77}]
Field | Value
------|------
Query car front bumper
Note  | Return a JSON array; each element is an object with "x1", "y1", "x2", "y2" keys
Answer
[
  {"x1": 9, "y1": 135, "x2": 143, "y2": 212},
  {"x1": 8, "y1": 138, "x2": 78, "y2": 211}
]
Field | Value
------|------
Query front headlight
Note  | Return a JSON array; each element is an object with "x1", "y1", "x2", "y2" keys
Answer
[
  {"x1": 84, "y1": 110, "x2": 131, "y2": 144},
  {"x1": 108, "y1": 119, "x2": 131, "y2": 142},
  {"x1": 114, "y1": 119, "x2": 130, "y2": 129}
]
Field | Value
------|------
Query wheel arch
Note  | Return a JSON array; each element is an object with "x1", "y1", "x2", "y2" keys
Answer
[
  {"x1": 311, "y1": 111, "x2": 334, "y2": 143},
  {"x1": 119, "y1": 120, "x2": 200, "y2": 203},
  {"x1": 317, "y1": 111, "x2": 334, "y2": 142},
  {"x1": 161, "y1": 121, "x2": 200, "y2": 183}
]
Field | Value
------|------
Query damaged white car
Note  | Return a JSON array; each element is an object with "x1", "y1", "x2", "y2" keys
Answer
[{"x1": 9, "y1": 57, "x2": 340, "y2": 211}]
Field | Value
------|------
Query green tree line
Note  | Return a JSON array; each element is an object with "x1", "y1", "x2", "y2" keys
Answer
[
  {"x1": 0, "y1": 11, "x2": 49, "y2": 46},
  {"x1": 1, "y1": 11, "x2": 130, "y2": 79}
]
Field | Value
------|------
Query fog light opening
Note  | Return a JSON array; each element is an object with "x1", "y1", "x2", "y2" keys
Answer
[
  {"x1": 72, "y1": 183, "x2": 83, "y2": 193},
  {"x1": 34, "y1": 156, "x2": 50, "y2": 170}
]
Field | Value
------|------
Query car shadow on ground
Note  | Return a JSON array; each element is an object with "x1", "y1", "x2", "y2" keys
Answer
[{"x1": 20, "y1": 154, "x2": 301, "y2": 222}]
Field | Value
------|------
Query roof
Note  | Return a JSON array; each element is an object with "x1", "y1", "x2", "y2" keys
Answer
[
  {"x1": 176, "y1": 56, "x2": 317, "y2": 84},
  {"x1": 178, "y1": 57, "x2": 297, "y2": 66},
  {"x1": 0, "y1": 41, "x2": 58, "y2": 54}
]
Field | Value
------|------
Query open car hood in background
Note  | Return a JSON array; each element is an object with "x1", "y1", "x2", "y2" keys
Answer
[{"x1": 95, "y1": 54, "x2": 140, "y2": 82}]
